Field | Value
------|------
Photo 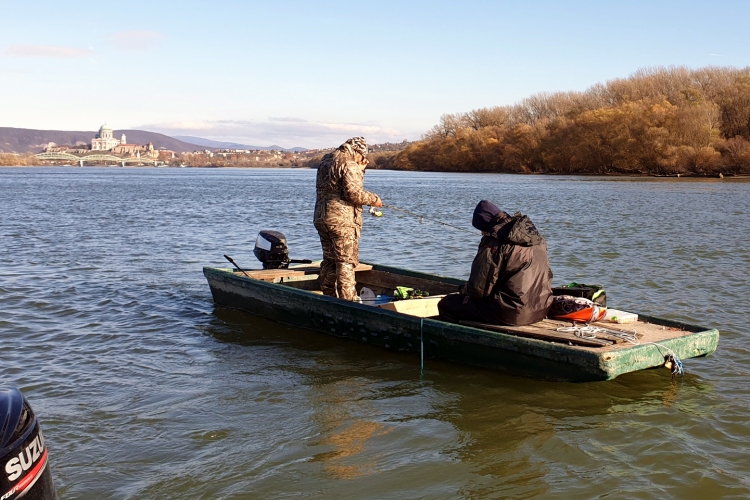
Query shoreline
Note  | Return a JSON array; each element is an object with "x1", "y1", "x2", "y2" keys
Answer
[{"x1": 2, "y1": 163, "x2": 748, "y2": 179}]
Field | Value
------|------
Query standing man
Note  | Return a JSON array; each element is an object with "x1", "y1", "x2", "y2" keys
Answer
[{"x1": 314, "y1": 137, "x2": 383, "y2": 301}]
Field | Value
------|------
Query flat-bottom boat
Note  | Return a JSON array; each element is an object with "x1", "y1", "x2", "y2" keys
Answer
[{"x1": 203, "y1": 262, "x2": 719, "y2": 381}]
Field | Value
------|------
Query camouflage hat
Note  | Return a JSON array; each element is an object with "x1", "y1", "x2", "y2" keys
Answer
[{"x1": 342, "y1": 137, "x2": 368, "y2": 158}]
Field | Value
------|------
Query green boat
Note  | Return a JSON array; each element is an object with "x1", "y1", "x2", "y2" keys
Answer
[{"x1": 203, "y1": 262, "x2": 719, "y2": 381}]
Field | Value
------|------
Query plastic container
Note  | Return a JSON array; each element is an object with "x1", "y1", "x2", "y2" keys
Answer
[
  {"x1": 359, "y1": 287, "x2": 392, "y2": 306},
  {"x1": 603, "y1": 309, "x2": 638, "y2": 324}
]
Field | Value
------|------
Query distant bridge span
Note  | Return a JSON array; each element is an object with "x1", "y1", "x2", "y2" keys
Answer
[{"x1": 36, "y1": 152, "x2": 159, "y2": 166}]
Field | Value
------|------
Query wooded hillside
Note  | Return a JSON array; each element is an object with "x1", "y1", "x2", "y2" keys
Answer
[{"x1": 387, "y1": 66, "x2": 750, "y2": 175}]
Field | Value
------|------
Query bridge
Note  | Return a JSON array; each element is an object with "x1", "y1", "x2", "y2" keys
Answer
[{"x1": 36, "y1": 152, "x2": 161, "y2": 167}]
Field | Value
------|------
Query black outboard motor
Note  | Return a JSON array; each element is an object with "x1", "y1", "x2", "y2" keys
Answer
[
  {"x1": 254, "y1": 230, "x2": 291, "y2": 269},
  {"x1": 0, "y1": 386, "x2": 56, "y2": 500},
  {"x1": 253, "y1": 230, "x2": 313, "y2": 270}
]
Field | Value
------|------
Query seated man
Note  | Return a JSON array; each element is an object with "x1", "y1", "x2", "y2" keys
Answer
[{"x1": 438, "y1": 200, "x2": 553, "y2": 326}]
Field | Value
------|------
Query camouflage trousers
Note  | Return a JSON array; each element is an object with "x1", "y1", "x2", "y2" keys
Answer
[{"x1": 315, "y1": 223, "x2": 360, "y2": 301}]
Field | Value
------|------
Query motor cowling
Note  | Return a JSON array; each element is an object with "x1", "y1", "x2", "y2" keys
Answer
[
  {"x1": 253, "y1": 230, "x2": 290, "y2": 269},
  {"x1": 0, "y1": 386, "x2": 56, "y2": 500}
]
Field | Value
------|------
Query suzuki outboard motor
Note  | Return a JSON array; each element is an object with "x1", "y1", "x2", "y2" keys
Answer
[
  {"x1": 253, "y1": 230, "x2": 313, "y2": 270},
  {"x1": 0, "y1": 386, "x2": 56, "y2": 500},
  {"x1": 254, "y1": 230, "x2": 291, "y2": 269}
]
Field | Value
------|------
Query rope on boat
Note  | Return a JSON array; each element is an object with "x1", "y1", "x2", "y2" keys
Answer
[
  {"x1": 556, "y1": 324, "x2": 640, "y2": 344},
  {"x1": 646, "y1": 342, "x2": 685, "y2": 378},
  {"x1": 556, "y1": 324, "x2": 685, "y2": 378},
  {"x1": 420, "y1": 318, "x2": 425, "y2": 379},
  {"x1": 381, "y1": 204, "x2": 477, "y2": 235}
]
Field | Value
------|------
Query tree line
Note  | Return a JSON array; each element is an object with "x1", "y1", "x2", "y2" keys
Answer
[
  {"x1": 0, "y1": 153, "x2": 40, "y2": 166},
  {"x1": 376, "y1": 66, "x2": 750, "y2": 176}
]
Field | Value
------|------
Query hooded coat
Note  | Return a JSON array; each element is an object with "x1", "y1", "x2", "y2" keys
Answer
[
  {"x1": 313, "y1": 144, "x2": 380, "y2": 232},
  {"x1": 461, "y1": 211, "x2": 553, "y2": 325}
]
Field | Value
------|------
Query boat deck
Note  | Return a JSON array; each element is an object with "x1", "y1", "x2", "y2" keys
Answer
[{"x1": 229, "y1": 264, "x2": 699, "y2": 353}]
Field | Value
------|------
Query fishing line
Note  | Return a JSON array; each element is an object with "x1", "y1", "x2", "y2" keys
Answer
[{"x1": 381, "y1": 204, "x2": 477, "y2": 235}]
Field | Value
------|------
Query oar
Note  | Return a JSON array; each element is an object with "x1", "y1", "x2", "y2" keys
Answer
[{"x1": 224, "y1": 254, "x2": 251, "y2": 278}]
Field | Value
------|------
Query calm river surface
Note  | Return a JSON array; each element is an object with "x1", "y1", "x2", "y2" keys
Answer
[{"x1": 1, "y1": 167, "x2": 749, "y2": 499}]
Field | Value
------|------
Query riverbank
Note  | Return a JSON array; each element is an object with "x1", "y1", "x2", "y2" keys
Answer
[{"x1": 4, "y1": 163, "x2": 750, "y2": 180}]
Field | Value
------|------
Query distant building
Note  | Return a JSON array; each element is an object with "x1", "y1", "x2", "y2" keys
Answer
[
  {"x1": 112, "y1": 141, "x2": 157, "y2": 159},
  {"x1": 88, "y1": 124, "x2": 158, "y2": 158},
  {"x1": 91, "y1": 124, "x2": 125, "y2": 151}
]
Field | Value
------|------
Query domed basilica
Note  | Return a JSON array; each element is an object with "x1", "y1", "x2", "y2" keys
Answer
[{"x1": 91, "y1": 124, "x2": 126, "y2": 151}]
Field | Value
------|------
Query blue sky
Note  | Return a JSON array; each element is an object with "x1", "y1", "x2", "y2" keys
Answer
[{"x1": 2, "y1": 0, "x2": 749, "y2": 149}]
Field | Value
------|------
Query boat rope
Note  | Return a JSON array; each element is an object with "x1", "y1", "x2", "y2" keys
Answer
[
  {"x1": 556, "y1": 325, "x2": 685, "y2": 378},
  {"x1": 556, "y1": 324, "x2": 640, "y2": 344},
  {"x1": 420, "y1": 318, "x2": 425, "y2": 379},
  {"x1": 645, "y1": 342, "x2": 685, "y2": 378},
  {"x1": 381, "y1": 204, "x2": 478, "y2": 235}
]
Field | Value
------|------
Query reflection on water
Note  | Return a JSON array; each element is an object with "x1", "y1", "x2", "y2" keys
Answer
[
  {"x1": 1, "y1": 167, "x2": 749, "y2": 498},
  {"x1": 309, "y1": 382, "x2": 392, "y2": 479}
]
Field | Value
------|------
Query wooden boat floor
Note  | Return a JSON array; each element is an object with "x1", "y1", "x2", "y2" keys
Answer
[
  {"x1": 234, "y1": 266, "x2": 459, "y2": 296},
  {"x1": 234, "y1": 263, "x2": 373, "y2": 281},
  {"x1": 462, "y1": 318, "x2": 689, "y2": 351}
]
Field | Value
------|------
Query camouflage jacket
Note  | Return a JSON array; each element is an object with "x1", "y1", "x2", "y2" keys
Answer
[{"x1": 313, "y1": 148, "x2": 380, "y2": 230}]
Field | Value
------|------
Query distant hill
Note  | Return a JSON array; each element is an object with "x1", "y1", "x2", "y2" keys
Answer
[
  {"x1": 174, "y1": 135, "x2": 308, "y2": 152},
  {"x1": 0, "y1": 127, "x2": 210, "y2": 153}
]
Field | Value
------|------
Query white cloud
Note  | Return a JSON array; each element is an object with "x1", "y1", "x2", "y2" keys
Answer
[
  {"x1": 5, "y1": 45, "x2": 94, "y2": 58},
  {"x1": 145, "y1": 120, "x2": 217, "y2": 131},
  {"x1": 138, "y1": 118, "x2": 414, "y2": 149},
  {"x1": 107, "y1": 31, "x2": 166, "y2": 51}
]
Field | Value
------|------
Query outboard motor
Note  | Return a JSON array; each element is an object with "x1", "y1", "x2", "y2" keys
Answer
[
  {"x1": 254, "y1": 230, "x2": 291, "y2": 269},
  {"x1": 253, "y1": 230, "x2": 312, "y2": 270},
  {"x1": 0, "y1": 386, "x2": 56, "y2": 500}
]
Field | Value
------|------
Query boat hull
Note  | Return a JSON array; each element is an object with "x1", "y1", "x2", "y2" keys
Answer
[{"x1": 203, "y1": 264, "x2": 719, "y2": 381}]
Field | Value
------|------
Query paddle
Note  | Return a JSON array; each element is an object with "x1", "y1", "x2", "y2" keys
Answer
[{"x1": 224, "y1": 254, "x2": 252, "y2": 278}]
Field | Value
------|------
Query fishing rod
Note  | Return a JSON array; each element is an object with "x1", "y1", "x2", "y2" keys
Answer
[{"x1": 379, "y1": 204, "x2": 477, "y2": 235}]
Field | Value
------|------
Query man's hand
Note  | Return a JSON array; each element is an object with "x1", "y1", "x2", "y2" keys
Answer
[{"x1": 372, "y1": 197, "x2": 383, "y2": 208}]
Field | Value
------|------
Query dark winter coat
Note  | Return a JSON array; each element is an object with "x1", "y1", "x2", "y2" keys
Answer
[{"x1": 463, "y1": 212, "x2": 553, "y2": 325}]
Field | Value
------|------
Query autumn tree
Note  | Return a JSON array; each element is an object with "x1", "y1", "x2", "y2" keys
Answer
[{"x1": 393, "y1": 65, "x2": 750, "y2": 176}]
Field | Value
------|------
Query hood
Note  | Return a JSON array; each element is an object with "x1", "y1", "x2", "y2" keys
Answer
[
  {"x1": 472, "y1": 200, "x2": 502, "y2": 232},
  {"x1": 489, "y1": 212, "x2": 544, "y2": 247}
]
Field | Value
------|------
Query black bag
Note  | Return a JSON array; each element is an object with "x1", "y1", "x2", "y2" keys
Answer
[{"x1": 552, "y1": 282, "x2": 606, "y2": 307}]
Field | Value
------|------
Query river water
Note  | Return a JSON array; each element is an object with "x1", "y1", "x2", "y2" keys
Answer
[{"x1": 1, "y1": 167, "x2": 748, "y2": 499}]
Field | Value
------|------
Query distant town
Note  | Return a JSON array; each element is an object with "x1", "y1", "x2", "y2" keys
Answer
[
  {"x1": 0, "y1": 124, "x2": 411, "y2": 168},
  {"x1": 42, "y1": 124, "x2": 317, "y2": 167}
]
